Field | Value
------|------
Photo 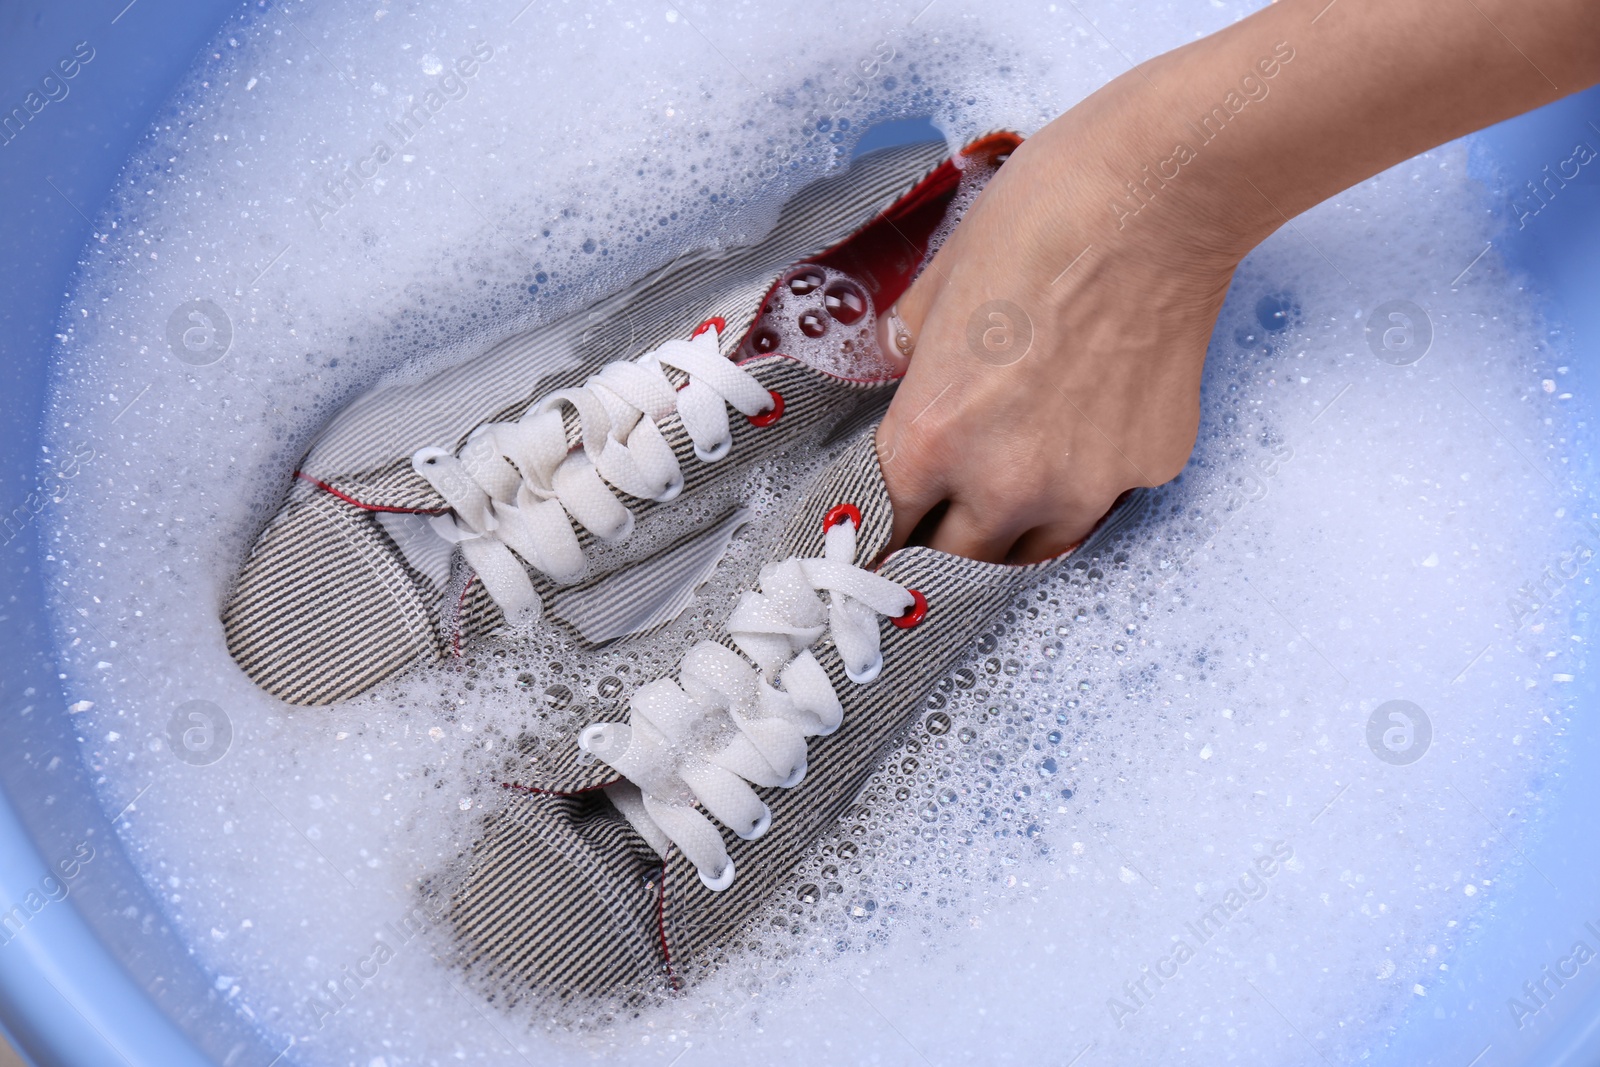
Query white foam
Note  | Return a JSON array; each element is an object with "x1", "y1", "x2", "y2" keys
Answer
[{"x1": 39, "y1": 0, "x2": 1590, "y2": 1064}]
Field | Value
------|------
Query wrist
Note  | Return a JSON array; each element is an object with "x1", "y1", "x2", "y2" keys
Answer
[{"x1": 1026, "y1": 46, "x2": 1300, "y2": 272}]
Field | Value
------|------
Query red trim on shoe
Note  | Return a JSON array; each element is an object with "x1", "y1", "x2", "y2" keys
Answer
[
  {"x1": 890, "y1": 588, "x2": 928, "y2": 629},
  {"x1": 746, "y1": 389, "x2": 784, "y2": 427},
  {"x1": 824, "y1": 502, "x2": 862, "y2": 532},
  {"x1": 657, "y1": 860, "x2": 680, "y2": 991},
  {"x1": 733, "y1": 131, "x2": 1025, "y2": 383},
  {"x1": 815, "y1": 130, "x2": 1023, "y2": 312},
  {"x1": 295, "y1": 471, "x2": 449, "y2": 514}
]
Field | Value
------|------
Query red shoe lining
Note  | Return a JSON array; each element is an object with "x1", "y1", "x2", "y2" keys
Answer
[{"x1": 733, "y1": 131, "x2": 1024, "y2": 384}]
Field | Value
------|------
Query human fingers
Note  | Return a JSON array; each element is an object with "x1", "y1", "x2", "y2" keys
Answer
[
  {"x1": 874, "y1": 421, "x2": 948, "y2": 551},
  {"x1": 923, "y1": 497, "x2": 1023, "y2": 565}
]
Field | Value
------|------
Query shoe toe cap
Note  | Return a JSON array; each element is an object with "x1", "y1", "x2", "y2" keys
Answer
[
  {"x1": 449, "y1": 792, "x2": 667, "y2": 1000},
  {"x1": 222, "y1": 489, "x2": 445, "y2": 706}
]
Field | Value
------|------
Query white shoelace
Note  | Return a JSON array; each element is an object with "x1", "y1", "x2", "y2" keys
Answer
[
  {"x1": 411, "y1": 322, "x2": 777, "y2": 624},
  {"x1": 578, "y1": 511, "x2": 920, "y2": 891}
]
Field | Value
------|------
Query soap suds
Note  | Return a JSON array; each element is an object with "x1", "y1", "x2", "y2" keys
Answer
[{"x1": 39, "y1": 1, "x2": 1588, "y2": 1064}]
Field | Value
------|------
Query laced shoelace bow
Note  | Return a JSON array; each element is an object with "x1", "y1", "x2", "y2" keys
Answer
[
  {"x1": 578, "y1": 505, "x2": 929, "y2": 891},
  {"x1": 411, "y1": 321, "x2": 781, "y2": 623}
]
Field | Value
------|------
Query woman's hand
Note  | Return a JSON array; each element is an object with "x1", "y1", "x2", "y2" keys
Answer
[
  {"x1": 877, "y1": 96, "x2": 1245, "y2": 563},
  {"x1": 876, "y1": 0, "x2": 1597, "y2": 564}
]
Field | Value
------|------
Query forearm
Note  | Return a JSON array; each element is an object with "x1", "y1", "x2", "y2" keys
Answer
[
  {"x1": 1014, "y1": 0, "x2": 1600, "y2": 269},
  {"x1": 881, "y1": 0, "x2": 1600, "y2": 561}
]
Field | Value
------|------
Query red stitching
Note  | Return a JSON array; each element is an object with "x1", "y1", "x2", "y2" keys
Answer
[
  {"x1": 656, "y1": 859, "x2": 679, "y2": 990},
  {"x1": 295, "y1": 471, "x2": 447, "y2": 514}
]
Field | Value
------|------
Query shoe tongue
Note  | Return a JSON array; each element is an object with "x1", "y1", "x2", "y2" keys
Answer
[{"x1": 773, "y1": 428, "x2": 893, "y2": 564}]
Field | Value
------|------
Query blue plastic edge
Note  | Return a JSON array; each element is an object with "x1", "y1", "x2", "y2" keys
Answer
[
  {"x1": 0, "y1": 0, "x2": 252, "y2": 1064},
  {"x1": 0, "y1": 2, "x2": 1596, "y2": 1063}
]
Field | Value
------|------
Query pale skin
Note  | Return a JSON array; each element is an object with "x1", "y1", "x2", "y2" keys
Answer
[{"x1": 877, "y1": 0, "x2": 1600, "y2": 563}]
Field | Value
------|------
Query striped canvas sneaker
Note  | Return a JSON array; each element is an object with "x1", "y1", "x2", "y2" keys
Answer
[
  {"x1": 443, "y1": 428, "x2": 1143, "y2": 1000},
  {"x1": 222, "y1": 133, "x2": 1022, "y2": 707}
]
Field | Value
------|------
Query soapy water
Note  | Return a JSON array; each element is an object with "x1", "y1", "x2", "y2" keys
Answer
[{"x1": 36, "y1": 0, "x2": 1593, "y2": 1063}]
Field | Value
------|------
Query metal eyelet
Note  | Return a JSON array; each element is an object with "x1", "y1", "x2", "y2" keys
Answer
[
  {"x1": 737, "y1": 803, "x2": 773, "y2": 841},
  {"x1": 746, "y1": 390, "x2": 784, "y2": 427},
  {"x1": 690, "y1": 316, "x2": 726, "y2": 339},
  {"x1": 890, "y1": 589, "x2": 928, "y2": 629},
  {"x1": 823, "y1": 502, "x2": 861, "y2": 533}
]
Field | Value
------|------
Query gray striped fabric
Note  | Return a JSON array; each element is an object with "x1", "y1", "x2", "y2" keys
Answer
[
  {"x1": 222, "y1": 141, "x2": 954, "y2": 706},
  {"x1": 549, "y1": 506, "x2": 750, "y2": 645},
  {"x1": 443, "y1": 427, "x2": 1149, "y2": 1002}
]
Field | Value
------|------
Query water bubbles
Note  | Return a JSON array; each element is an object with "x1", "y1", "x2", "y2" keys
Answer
[
  {"x1": 47, "y1": 6, "x2": 1573, "y2": 1052},
  {"x1": 1255, "y1": 292, "x2": 1297, "y2": 332},
  {"x1": 750, "y1": 326, "x2": 781, "y2": 354},
  {"x1": 823, "y1": 280, "x2": 867, "y2": 324},
  {"x1": 785, "y1": 267, "x2": 824, "y2": 296},
  {"x1": 744, "y1": 264, "x2": 884, "y2": 375}
]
